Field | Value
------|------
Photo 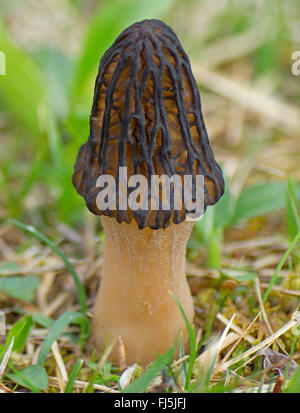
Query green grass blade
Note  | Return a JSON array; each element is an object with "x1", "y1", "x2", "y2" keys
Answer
[
  {"x1": 122, "y1": 345, "x2": 175, "y2": 393},
  {"x1": 8, "y1": 219, "x2": 87, "y2": 315},
  {"x1": 37, "y1": 311, "x2": 90, "y2": 366},
  {"x1": 31, "y1": 313, "x2": 54, "y2": 329},
  {"x1": 283, "y1": 332, "x2": 299, "y2": 390},
  {"x1": 65, "y1": 359, "x2": 84, "y2": 393},
  {"x1": 285, "y1": 177, "x2": 300, "y2": 241},
  {"x1": 206, "y1": 227, "x2": 223, "y2": 269},
  {"x1": 179, "y1": 336, "x2": 187, "y2": 387},
  {"x1": 263, "y1": 231, "x2": 300, "y2": 303},
  {"x1": 0, "y1": 316, "x2": 34, "y2": 360},
  {"x1": 213, "y1": 174, "x2": 235, "y2": 230},
  {"x1": 169, "y1": 292, "x2": 197, "y2": 390}
]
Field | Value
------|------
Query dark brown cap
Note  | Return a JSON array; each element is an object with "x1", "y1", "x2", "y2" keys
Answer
[{"x1": 72, "y1": 19, "x2": 224, "y2": 229}]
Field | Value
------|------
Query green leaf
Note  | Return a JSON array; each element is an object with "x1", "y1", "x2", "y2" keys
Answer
[
  {"x1": 31, "y1": 313, "x2": 54, "y2": 329},
  {"x1": 0, "y1": 316, "x2": 34, "y2": 360},
  {"x1": 194, "y1": 207, "x2": 214, "y2": 246},
  {"x1": 220, "y1": 269, "x2": 257, "y2": 282},
  {"x1": 6, "y1": 364, "x2": 48, "y2": 393},
  {"x1": 194, "y1": 174, "x2": 233, "y2": 238},
  {"x1": 0, "y1": 18, "x2": 46, "y2": 137},
  {"x1": 284, "y1": 363, "x2": 300, "y2": 393},
  {"x1": 232, "y1": 182, "x2": 300, "y2": 225},
  {"x1": 285, "y1": 177, "x2": 300, "y2": 241},
  {"x1": 37, "y1": 311, "x2": 90, "y2": 366},
  {"x1": 0, "y1": 20, "x2": 64, "y2": 174},
  {"x1": 0, "y1": 276, "x2": 41, "y2": 301},
  {"x1": 33, "y1": 48, "x2": 72, "y2": 118},
  {"x1": 0, "y1": 262, "x2": 21, "y2": 273},
  {"x1": 122, "y1": 345, "x2": 175, "y2": 393},
  {"x1": 213, "y1": 177, "x2": 235, "y2": 229},
  {"x1": 254, "y1": 41, "x2": 279, "y2": 75},
  {"x1": 194, "y1": 211, "x2": 223, "y2": 268},
  {"x1": 193, "y1": 173, "x2": 232, "y2": 267}
]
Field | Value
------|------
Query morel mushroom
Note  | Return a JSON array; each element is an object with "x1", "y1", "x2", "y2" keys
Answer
[{"x1": 73, "y1": 19, "x2": 224, "y2": 365}]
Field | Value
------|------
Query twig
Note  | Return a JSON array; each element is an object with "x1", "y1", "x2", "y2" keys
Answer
[
  {"x1": 44, "y1": 292, "x2": 70, "y2": 317},
  {"x1": 196, "y1": 332, "x2": 239, "y2": 366},
  {"x1": 254, "y1": 276, "x2": 289, "y2": 355},
  {"x1": 118, "y1": 336, "x2": 127, "y2": 372},
  {"x1": 48, "y1": 376, "x2": 119, "y2": 393},
  {"x1": 51, "y1": 340, "x2": 68, "y2": 384},
  {"x1": 0, "y1": 259, "x2": 88, "y2": 276},
  {"x1": 192, "y1": 65, "x2": 300, "y2": 135},
  {"x1": 218, "y1": 312, "x2": 261, "y2": 368},
  {"x1": 0, "y1": 337, "x2": 14, "y2": 380},
  {"x1": 216, "y1": 313, "x2": 255, "y2": 344},
  {"x1": 219, "y1": 311, "x2": 300, "y2": 372},
  {"x1": 260, "y1": 283, "x2": 300, "y2": 298}
]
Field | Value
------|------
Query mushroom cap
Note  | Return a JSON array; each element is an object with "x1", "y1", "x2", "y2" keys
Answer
[{"x1": 72, "y1": 19, "x2": 224, "y2": 229}]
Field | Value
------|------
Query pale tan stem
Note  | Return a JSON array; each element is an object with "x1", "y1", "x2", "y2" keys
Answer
[{"x1": 92, "y1": 216, "x2": 195, "y2": 366}]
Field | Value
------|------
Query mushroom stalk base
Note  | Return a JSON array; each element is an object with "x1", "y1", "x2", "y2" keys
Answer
[{"x1": 92, "y1": 216, "x2": 195, "y2": 366}]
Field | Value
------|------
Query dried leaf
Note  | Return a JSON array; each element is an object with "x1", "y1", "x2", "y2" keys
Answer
[{"x1": 258, "y1": 348, "x2": 298, "y2": 378}]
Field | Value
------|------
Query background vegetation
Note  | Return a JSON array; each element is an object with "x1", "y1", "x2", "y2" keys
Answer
[{"x1": 0, "y1": 0, "x2": 299, "y2": 393}]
